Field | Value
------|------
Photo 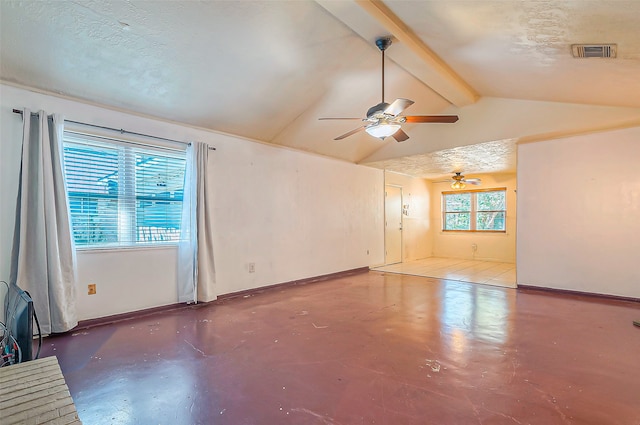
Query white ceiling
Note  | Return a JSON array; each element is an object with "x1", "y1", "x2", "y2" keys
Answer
[{"x1": 1, "y1": 1, "x2": 639, "y2": 179}]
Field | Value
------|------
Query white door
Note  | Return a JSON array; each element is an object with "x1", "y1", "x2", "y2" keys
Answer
[{"x1": 385, "y1": 185, "x2": 402, "y2": 265}]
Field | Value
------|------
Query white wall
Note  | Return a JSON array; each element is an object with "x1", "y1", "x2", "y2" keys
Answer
[
  {"x1": 212, "y1": 137, "x2": 384, "y2": 296},
  {"x1": 384, "y1": 171, "x2": 433, "y2": 261},
  {"x1": 431, "y1": 173, "x2": 517, "y2": 263},
  {"x1": 517, "y1": 127, "x2": 640, "y2": 298},
  {"x1": 0, "y1": 84, "x2": 384, "y2": 320}
]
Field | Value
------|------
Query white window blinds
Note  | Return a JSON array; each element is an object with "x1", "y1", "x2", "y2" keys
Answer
[{"x1": 62, "y1": 132, "x2": 186, "y2": 248}]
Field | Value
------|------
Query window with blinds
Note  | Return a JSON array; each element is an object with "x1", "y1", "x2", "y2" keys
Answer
[
  {"x1": 442, "y1": 189, "x2": 506, "y2": 232},
  {"x1": 62, "y1": 132, "x2": 187, "y2": 248}
]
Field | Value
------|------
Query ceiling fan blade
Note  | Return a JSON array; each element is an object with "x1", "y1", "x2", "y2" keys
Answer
[
  {"x1": 391, "y1": 128, "x2": 409, "y2": 142},
  {"x1": 384, "y1": 98, "x2": 415, "y2": 116},
  {"x1": 433, "y1": 180, "x2": 454, "y2": 183},
  {"x1": 404, "y1": 115, "x2": 459, "y2": 123},
  {"x1": 465, "y1": 179, "x2": 482, "y2": 185},
  {"x1": 334, "y1": 126, "x2": 366, "y2": 140},
  {"x1": 319, "y1": 117, "x2": 362, "y2": 120}
]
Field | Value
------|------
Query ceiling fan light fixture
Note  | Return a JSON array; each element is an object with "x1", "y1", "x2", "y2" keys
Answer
[
  {"x1": 451, "y1": 181, "x2": 466, "y2": 189},
  {"x1": 365, "y1": 123, "x2": 400, "y2": 139}
]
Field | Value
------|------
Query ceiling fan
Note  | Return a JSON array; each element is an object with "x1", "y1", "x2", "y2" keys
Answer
[
  {"x1": 436, "y1": 172, "x2": 481, "y2": 189},
  {"x1": 319, "y1": 37, "x2": 459, "y2": 142}
]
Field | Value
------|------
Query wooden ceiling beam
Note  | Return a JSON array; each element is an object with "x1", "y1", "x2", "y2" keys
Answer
[{"x1": 354, "y1": 0, "x2": 479, "y2": 107}]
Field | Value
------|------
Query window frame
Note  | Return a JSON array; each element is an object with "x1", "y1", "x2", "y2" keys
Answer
[
  {"x1": 442, "y1": 187, "x2": 507, "y2": 233},
  {"x1": 62, "y1": 131, "x2": 187, "y2": 250}
]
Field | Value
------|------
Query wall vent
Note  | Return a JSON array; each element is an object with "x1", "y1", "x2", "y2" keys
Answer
[{"x1": 571, "y1": 44, "x2": 617, "y2": 58}]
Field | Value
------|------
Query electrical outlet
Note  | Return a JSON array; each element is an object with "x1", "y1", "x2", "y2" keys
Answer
[
  {"x1": 248, "y1": 263, "x2": 255, "y2": 273},
  {"x1": 88, "y1": 283, "x2": 97, "y2": 295}
]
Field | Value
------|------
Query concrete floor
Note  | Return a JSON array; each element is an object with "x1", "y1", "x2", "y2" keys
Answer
[{"x1": 42, "y1": 271, "x2": 639, "y2": 424}]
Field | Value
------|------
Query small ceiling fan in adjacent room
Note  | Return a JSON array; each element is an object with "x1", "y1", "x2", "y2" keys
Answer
[
  {"x1": 436, "y1": 172, "x2": 481, "y2": 189},
  {"x1": 319, "y1": 37, "x2": 459, "y2": 142}
]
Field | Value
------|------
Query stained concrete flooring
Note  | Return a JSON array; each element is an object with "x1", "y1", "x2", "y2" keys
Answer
[{"x1": 42, "y1": 272, "x2": 639, "y2": 424}]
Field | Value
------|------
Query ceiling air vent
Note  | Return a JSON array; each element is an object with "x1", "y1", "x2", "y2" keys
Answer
[{"x1": 571, "y1": 44, "x2": 617, "y2": 58}]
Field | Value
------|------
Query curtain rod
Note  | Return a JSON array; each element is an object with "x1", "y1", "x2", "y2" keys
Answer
[{"x1": 12, "y1": 108, "x2": 216, "y2": 150}]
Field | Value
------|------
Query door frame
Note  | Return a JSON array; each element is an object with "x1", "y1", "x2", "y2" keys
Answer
[{"x1": 384, "y1": 184, "x2": 403, "y2": 265}]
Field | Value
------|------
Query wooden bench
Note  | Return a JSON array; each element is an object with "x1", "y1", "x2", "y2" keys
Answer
[{"x1": 0, "y1": 356, "x2": 82, "y2": 424}]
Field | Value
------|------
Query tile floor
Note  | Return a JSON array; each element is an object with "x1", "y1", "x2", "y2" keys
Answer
[{"x1": 373, "y1": 257, "x2": 517, "y2": 288}]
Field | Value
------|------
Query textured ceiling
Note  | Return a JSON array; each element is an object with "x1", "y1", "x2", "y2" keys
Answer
[
  {"x1": 385, "y1": 0, "x2": 640, "y2": 108},
  {"x1": 1, "y1": 1, "x2": 639, "y2": 177},
  {"x1": 366, "y1": 139, "x2": 517, "y2": 179},
  {"x1": 0, "y1": 1, "x2": 364, "y2": 140}
]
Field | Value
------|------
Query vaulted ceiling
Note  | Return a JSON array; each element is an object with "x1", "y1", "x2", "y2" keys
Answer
[{"x1": 2, "y1": 1, "x2": 639, "y2": 179}]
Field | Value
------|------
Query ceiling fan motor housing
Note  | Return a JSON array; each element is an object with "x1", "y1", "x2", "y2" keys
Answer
[{"x1": 367, "y1": 102, "x2": 390, "y2": 118}]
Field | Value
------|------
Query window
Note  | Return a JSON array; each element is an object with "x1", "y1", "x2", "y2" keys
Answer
[
  {"x1": 442, "y1": 188, "x2": 506, "y2": 232},
  {"x1": 62, "y1": 132, "x2": 186, "y2": 248}
]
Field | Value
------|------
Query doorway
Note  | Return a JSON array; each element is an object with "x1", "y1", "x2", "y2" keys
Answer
[{"x1": 384, "y1": 185, "x2": 402, "y2": 265}]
